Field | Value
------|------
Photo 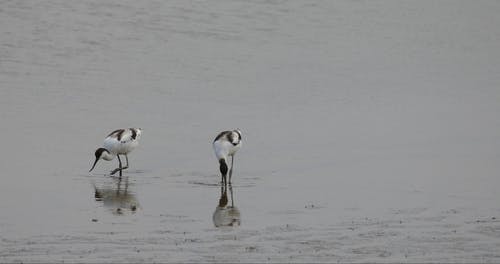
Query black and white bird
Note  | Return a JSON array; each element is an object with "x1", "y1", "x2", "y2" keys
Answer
[
  {"x1": 213, "y1": 129, "x2": 242, "y2": 185},
  {"x1": 89, "y1": 128, "x2": 142, "y2": 177}
]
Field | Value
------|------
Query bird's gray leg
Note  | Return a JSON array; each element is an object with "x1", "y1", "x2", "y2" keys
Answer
[
  {"x1": 110, "y1": 155, "x2": 123, "y2": 177},
  {"x1": 229, "y1": 155, "x2": 234, "y2": 184},
  {"x1": 122, "y1": 154, "x2": 129, "y2": 170},
  {"x1": 118, "y1": 155, "x2": 123, "y2": 177}
]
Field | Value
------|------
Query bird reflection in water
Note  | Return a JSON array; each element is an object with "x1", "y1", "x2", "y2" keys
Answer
[
  {"x1": 213, "y1": 184, "x2": 241, "y2": 227},
  {"x1": 94, "y1": 176, "x2": 139, "y2": 215}
]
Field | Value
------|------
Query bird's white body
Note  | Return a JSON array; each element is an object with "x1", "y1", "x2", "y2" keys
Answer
[
  {"x1": 103, "y1": 128, "x2": 142, "y2": 155},
  {"x1": 90, "y1": 128, "x2": 142, "y2": 175},
  {"x1": 213, "y1": 129, "x2": 242, "y2": 184},
  {"x1": 213, "y1": 130, "x2": 242, "y2": 162}
]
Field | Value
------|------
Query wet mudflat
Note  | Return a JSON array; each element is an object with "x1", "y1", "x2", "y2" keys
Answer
[{"x1": 1, "y1": 1, "x2": 500, "y2": 263}]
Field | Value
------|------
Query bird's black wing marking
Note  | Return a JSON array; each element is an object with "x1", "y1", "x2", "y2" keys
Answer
[
  {"x1": 130, "y1": 128, "x2": 137, "y2": 140},
  {"x1": 214, "y1": 131, "x2": 230, "y2": 142},
  {"x1": 107, "y1": 129, "x2": 125, "y2": 141},
  {"x1": 228, "y1": 133, "x2": 235, "y2": 143}
]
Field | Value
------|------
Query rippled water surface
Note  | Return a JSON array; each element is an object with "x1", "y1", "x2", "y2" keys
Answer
[{"x1": 1, "y1": 1, "x2": 500, "y2": 262}]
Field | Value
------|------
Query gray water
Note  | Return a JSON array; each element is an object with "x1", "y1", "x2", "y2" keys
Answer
[{"x1": 1, "y1": 0, "x2": 500, "y2": 262}]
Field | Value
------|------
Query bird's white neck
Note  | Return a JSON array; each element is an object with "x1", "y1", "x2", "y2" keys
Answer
[{"x1": 101, "y1": 150, "x2": 115, "y2": 161}]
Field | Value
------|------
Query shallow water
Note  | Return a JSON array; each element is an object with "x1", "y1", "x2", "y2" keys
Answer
[{"x1": 1, "y1": 0, "x2": 500, "y2": 262}]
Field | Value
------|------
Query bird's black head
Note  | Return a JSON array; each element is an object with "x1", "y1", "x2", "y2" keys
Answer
[
  {"x1": 95, "y1": 148, "x2": 108, "y2": 159},
  {"x1": 234, "y1": 129, "x2": 242, "y2": 140},
  {"x1": 89, "y1": 148, "x2": 109, "y2": 172},
  {"x1": 219, "y1": 159, "x2": 228, "y2": 176}
]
